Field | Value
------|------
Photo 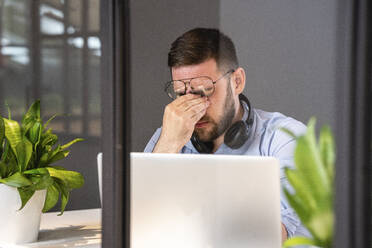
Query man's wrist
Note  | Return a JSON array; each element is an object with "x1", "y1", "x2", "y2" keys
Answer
[
  {"x1": 281, "y1": 223, "x2": 288, "y2": 243},
  {"x1": 152, "y1": 136, "x2": 184, "y2": 153}
]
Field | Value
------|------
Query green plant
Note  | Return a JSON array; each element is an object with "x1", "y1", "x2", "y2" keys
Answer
[
  {"x1": 282, "y1": 118, "x2": 334, "y2": 248},
  {"x1": 0, "y1": 100, "x2": 84, "y2": 215}
]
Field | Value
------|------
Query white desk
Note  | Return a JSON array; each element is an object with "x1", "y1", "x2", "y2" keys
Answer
[{"x1": 1, "y1": 208, "x2": 102, "y2": 248}]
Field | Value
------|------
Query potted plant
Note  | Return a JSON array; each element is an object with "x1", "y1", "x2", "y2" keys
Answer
[
  {"x1": 0, "y1": 100, "x2": 84, "y2": 244},
  {"x1": 282, "y1": 118, "x2": 334, "y2": 248}
]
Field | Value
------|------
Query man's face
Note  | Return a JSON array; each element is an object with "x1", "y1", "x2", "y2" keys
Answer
[{"x1": 171, "y1": 59, "x2": 236, "y2": 142}]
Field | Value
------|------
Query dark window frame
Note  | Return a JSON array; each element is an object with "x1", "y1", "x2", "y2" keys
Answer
[
  {"x1": 100, "y1": 0, "x2": 130, "y2": 247},
  {"x1": 335, "y1": 0, "x2": 372, "y2": 247}
]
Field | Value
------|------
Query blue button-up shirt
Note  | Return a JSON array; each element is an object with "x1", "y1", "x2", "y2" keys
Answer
[{"x1": 144, "y1": 106, "x2": 310, "y2": 238}]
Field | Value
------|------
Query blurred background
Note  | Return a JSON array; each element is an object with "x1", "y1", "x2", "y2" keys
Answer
[
  {"x1": 0, "y1": 0, "x2": 101, "y2": 210},
  {"x1": 130, "y1": 0, "x2": 337, "y2": 152}
]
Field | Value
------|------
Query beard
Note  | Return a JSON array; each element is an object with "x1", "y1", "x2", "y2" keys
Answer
[{"x1": 194, "y1": 83, "x2": 236, "y2": 142}]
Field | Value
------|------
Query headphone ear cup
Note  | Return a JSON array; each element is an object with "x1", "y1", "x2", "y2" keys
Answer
[
  {"x1": 191, "y1": 134, "x2": 214, "y2": 154},
  {"x1": 224, "y1": 121, "x2": 250, "y2": 149}
]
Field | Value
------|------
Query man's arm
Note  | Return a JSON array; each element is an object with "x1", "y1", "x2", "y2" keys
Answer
[
  {"x1": 153, "y1": 94, "x2": 209, "y2": 153},
  {"x1": 269, "y1": 120, "x2": 308, "y2": 238}
]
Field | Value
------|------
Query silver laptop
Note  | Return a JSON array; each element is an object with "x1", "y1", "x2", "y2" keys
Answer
[{"x1": 130, "y1": 152, "x2": 281, "y2": 248}]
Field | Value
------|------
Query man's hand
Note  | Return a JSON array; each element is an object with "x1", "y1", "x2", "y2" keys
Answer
[
  {"x1": 281, "y1": 223, "x2": 288, "y2": 243},
  {"x1": 153, "y1": 94, "x2": 210, "y2": 153}
]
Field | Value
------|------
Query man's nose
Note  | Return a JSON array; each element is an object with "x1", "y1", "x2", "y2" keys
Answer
[{"x1": 185, "y1": 82, "x2": 193, "y2": 94}]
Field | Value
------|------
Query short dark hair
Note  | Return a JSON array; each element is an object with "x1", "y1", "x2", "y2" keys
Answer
[{"x1": 168, "y1": 28, "x2": 238, "y2": 71}]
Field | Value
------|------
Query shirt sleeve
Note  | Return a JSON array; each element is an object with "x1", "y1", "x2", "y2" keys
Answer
[
  {"x1": 144, "y1": 128, "x2": 162, "y2": 152},
  {"x1": 267, "y1": 119, "x2": 308, "y2": 238}
]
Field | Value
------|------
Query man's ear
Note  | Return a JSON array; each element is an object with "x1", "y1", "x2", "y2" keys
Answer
[{"x1": 232, "y1": 67, "x2": 246, "y2": 95}]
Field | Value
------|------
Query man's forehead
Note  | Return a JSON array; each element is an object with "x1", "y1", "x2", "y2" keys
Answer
[{"x1": 171, "y1": 59, "x2": 220, "y2": 80}]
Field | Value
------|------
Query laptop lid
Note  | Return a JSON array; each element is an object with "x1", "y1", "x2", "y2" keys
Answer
[{"x1": 130, "y1": 152, "x2": 281, "y2": 248}]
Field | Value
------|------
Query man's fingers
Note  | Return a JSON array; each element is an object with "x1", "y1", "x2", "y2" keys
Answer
[
  {"x1": 164, "y1": 93, "x2": 209, "y2": 126},
  {"x1": 173, "y1": 94, "x2": 204, "y2": 105},
  {"x1": 173, "y1": 94, "x2": 200, "y2": 106},
  {"x1": 188, "y1": 100, "x2": 209, "y2": 115},
  {"x1": 189, "y1": 101, "x2": 209, "y2": 121},
  {"x1": 190, "y1": 105, "x2": 208, "y2": 123},
  {"x1": 179, "y1": 96, "x2": 208, "y2": 111}
]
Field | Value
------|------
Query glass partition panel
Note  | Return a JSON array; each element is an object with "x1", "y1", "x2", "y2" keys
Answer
[
  {"x1": 0, "y1": 0, "x2": 101, "y2": 211},
  {"x1": 130, "y1": 1, "x2": 338, "y2": 247}
]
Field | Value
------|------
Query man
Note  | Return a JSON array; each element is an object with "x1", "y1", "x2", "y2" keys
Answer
[{"x1": 144, "y1": 28, "x2": 309, "y2": 242}]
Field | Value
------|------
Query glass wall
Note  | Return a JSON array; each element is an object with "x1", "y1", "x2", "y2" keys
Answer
[
  {"x1": 0, "y1": 0, "x2": 101, "y2": 210},
  {"x1": 130, "y1": 1, "x2": 338, "y2": 151}
]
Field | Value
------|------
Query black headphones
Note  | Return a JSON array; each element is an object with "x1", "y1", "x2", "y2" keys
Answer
[{"x1": 191, "y1": 94, "x2": 254, "y2": 153}]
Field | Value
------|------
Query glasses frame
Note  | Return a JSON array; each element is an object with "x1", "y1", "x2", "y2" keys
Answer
[{"x1": 164, "y1": 69, "x2": 235, "y2": 99}]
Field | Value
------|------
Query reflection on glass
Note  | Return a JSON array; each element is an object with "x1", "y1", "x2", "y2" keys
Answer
[
  {"x1": 37, "y1": 0, "x2": 101, "y2": 137},
  {"x1": 1, "y1": 0, "x2": 29, "y2": 44},
  {"x1": 0, "y1": 0, "x2": 30, "y2": 117},
  {"x1": 41, "y1": 47, "x2": 65, "y2": 133},
  {"x1": 0, "y1": 0, "x2": 102, "y2": 210},
  {"x1": 88, "y1": 36, "x2": 100, "y2": 49},
  {"x1": 88, "y1": 0, "x2": 100, "y2": 32},
  {"x1": 1, "y1": 46, "x2": 29, "y2": 64},
  {"x1": 68, "y1": 1, "x2": 82, "y2": 33},
  {"x1": 68, "y1": 37, "x2": 84, "y2": 48},
  {"x1": 40, "y1": 3, "x2": 64, "y2": 35}
]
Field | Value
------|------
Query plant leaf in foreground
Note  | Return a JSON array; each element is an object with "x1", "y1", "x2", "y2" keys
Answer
[{"x1": 282, "y1": 117, "x2": 334, "y2": 248}]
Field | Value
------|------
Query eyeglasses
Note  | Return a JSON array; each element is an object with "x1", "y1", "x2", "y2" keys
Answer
[{"x1": 164, "y1": 69, "x2": 235, "y2": 99}]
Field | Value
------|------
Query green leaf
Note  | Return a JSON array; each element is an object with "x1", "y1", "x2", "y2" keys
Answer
[
  {"x1": 15, "y1": 136, "x2": 33, "y2": 171},
  {"x1": 30, "y1": 174, "x2": 54, "y2": 190},
  {"x1": 0, "y1": 161, "x2": 7, "y2": 178},
  {"x1": 27, "y1": 153, "x2": 36, "y2": 170},
  {"x1": 307, "y1": 210, "x2": 333, "y2": 246},
  {"x1": 281, "y1": 117, "x2": 334, "y2": 247},
  {"x1": 3, "y1": 118, "x2": 22, "y2": 158},
  {"x1": 46, "y1": 167, "x2": 84, "y2": 189},
  {"x1": 3, "y1": 119, "x2": 33, "y2": 172},
  {"x1": 39, "y1": 145, "x2": 68, "y2": 167},
  {"x1": 39, "y1": 152, "x2": 49, "y2": 167},
  {"x1": 5, "y1": 101, "x2": 11, "y2": 120},
  {"x1": 285, "y1": 167, "x2": 317, "y2": 212},
  {"x1": 0, "y1": 172, "x2": 32, "y2": 187},
  {"x1": 55, "y1": 181, "x2": 70, "y2": 216},
  {"x1": 17, "y1": 187, "x2": 35, "y2": 210},
  {"x1": 1, "y1": 139, "x2": 10, "y2": 162},
  {"x1": 3, "y1": 148, "x2": 18, "y2": 176},
  {"x1": 48, "y1": 150, "x2": 70, "y2": 165},
  {"x1": 283, "y1": 236, "x2": 318, "y2": 247},
  {"x1": 61, "y1": 138, "x2": 84, "y2": 150},
  {"x1": 24, "y1": 168, "x2": 49, "y2": 175},
  {"x1": 28, "y1": 122, "x2": 42, "y2": 145},
  {"x1": 22, "y1": 100, "x2": 41, "y2": 133},
  {"x1": 319, "y1": 125, "x2": 335, "y2": 183},
  {"x1": 284, "y1": 188, "x2": 311, "y2": 226},
  {"x1": 0, "y1": 115, "x2": 4, "y2": 149},
  {"x1": 294, "y1": 135, "x2": 330, "y2": 205},
  {"x1": 41, "y1": 129, "x2": 58, "y2": 148},
  {"x1": 44, "y1": 114, "x2": 58, "y2": 129},
  {"x1": 42, "y1": 182, "x2": 59, "y2": 213}
]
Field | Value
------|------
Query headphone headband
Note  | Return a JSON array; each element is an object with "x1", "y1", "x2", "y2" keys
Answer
[{"x1": 238, "y1": 94, "x2": 254, "y2": 126}]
